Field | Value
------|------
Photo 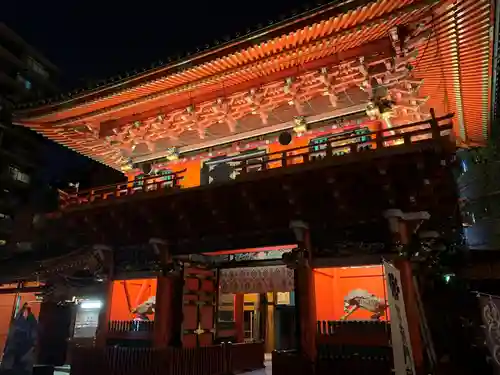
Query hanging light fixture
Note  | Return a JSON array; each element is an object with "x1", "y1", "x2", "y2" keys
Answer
[
  {"x1": 165, "y1": 147, "x2": 179, "y2": 161},
  {"x1": 365, "y1": 101, "x2": 380, "y2": 120},
  {"x1": 293, "y1": 116, "x2": 307, "y2": 136}
]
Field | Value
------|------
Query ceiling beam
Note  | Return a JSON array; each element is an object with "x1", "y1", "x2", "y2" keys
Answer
[{"x1": 96, "y1": 38, "x2": 393, "y2": 135}]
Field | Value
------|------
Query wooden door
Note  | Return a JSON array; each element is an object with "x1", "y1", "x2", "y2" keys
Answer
[{"x1": 182, "y1": 265, "x2": 217, "y2": 347}]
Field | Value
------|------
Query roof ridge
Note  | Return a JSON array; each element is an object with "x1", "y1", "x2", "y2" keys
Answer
[{"x1": 15, "y1": 0, "x2": 374, "y2": 113}]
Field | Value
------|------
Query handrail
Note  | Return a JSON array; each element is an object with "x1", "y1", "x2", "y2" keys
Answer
[
  {"x1": 70, "y1": 342, "x2": 265, "y2": 375},
  {"x1": 58, "y1": 110, "x2": 454, "y2": 210},
  {"x1": 233, "y1": 111, "x2": 453, "y2": 173},
  {"x1": 59, "y1": 169, "x2": 186, "y2": 208},
  {"x1": 108, "y1": 319, "x2": 155, "y2": 333}
]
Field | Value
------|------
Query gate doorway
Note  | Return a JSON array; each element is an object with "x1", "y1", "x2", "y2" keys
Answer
[
  {"x1": 201, "y1": 245, "x2": 297, "y2": 353},
  {"x1": 217, "y1": 289, "x2": 295, "y2": 354}
]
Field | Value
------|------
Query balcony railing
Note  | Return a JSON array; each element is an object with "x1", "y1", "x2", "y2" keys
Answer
[
  {"x1": 71, "y1": 342, "x2": 265, "y2": 375},
  {"x1": 106, "y1": 320, "x2": 155, "y2": 340},
  {"x1": 58, "y1": 111, "x2": 454, "y2": 210},
  {"x1": 58, "y1": 169, "x2": 185, "y2": 208},
  {"x1": 316, "y1": 320, "x2": 392, "y2": 375}
]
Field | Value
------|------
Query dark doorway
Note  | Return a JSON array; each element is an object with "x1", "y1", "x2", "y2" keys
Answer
[{"x1": 275, "y1": 305, "x2": 296, "y2": 350}]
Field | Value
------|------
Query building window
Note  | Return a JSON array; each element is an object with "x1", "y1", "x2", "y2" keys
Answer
[
  {"x1": 26, "y1": 57, "x2": 49, "y2": 78},
  {"x1": 16, "y1": 74, "x2": 32, "y2": 90},
  {"x1": 9, "y1": 166, "x2": 30, "y2": 183}
]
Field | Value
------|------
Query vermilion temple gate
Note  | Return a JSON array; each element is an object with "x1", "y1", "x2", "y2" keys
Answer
[
  {"x1": 4, "y1": 0, "x2": 496, "y2": 370},
  {"x1": 0, "y1": 114, "x2": 458, "y2": 375}
]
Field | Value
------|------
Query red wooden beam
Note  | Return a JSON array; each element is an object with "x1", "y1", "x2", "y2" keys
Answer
[
  {"x1": 96, "y1": 38, "x2": 394, "y2": 135},
  {"x1": 0, "y1": 286, "x2": 44, "y2": 295}
]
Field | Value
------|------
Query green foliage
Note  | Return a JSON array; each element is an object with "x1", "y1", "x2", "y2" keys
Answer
[
  {"x1": 399, "y1": 231, "x2": 467, "y2": 279},
  {"x1": 469, "y1": 141, "x2": 500, "y2": 164}
]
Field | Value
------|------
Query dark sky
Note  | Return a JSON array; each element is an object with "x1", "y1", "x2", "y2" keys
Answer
[
  {"x1": 3, "y1": 0, "x2": 312, "y2": 83},
  {"x1": 3, "y1": 0, "x2": 312, "y2": 187}
]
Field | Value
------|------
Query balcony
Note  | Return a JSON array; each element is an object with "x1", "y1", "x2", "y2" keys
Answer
[
  {"x1": 12, "y1": 110, "x2": 458, "y2": 257},
  {"x1": 58, "y1": 112, "x2": 454, "y2": 211}
]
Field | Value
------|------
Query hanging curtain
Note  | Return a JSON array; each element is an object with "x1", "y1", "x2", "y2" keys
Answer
[{"x1": 220, "y1": 266, "x2": 294, "y2": 294}]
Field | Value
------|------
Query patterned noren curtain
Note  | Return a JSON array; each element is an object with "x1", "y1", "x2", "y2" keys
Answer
[{"x1": 219, "y1": 266, "x2": 294, "y2": 294}]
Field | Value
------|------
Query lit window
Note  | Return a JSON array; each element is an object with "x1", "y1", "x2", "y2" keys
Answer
[{"x1": 9, "y1": 166, "x2": 30, "y2": 183}]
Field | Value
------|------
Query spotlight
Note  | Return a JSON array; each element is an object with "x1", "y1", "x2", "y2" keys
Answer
[{"x1": 80, "y1": 301, "x2": 102, "y2": 309}]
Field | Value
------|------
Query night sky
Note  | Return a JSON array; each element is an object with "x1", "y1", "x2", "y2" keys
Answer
[
  {"x1": 2, "y1": 0, "x2": 312, "y2": 188},
  {"x1": 3, "y1": 0, "x2": 312, "y2": 82}
]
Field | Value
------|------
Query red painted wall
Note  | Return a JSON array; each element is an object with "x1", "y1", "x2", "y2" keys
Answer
[
  {"x1": 109, "y1": 279, "x2": 157, "y2": 321},
  {"x1": 314, "y1": 265, "x2": 389, "y2": 321},
  {"x1": 126, "y1": 120, "x2": 380, "y2": 186}
]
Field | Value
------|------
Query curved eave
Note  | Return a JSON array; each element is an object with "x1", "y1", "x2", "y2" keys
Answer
[
  {"x1": 20, "y1": 121, "x2": 121, "y2": 170},
  {"x1": 13, "y1": 10, "x2": 426, "y2": 170},
  {"x1": 15, "y1": 1, "x2": 371, "y2": 116},
  {"x1": 15, "y1": 0, "x2": 431, "y2": 124},
  {"x1": 14, "y1": 0, "x2": 494, "y2": 168}
]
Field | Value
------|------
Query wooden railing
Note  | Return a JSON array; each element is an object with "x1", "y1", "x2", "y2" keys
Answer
[
  {"x1": 317, "y1": 319, "x2": 390, "y2": 346},
  {"x1": 108, "y1": 320, "x2": 155, "y2": 339},
  {"x1": 316, "y1": 320, "x2": 392, "y2": 375},
  {"x1": 228, "y1": 341, "x2": 265, "y2": 373},
  {"x1": 235, "y1": 111, "x2": 453, "y2": 174},
  {"x1": 58, "y1": 169, "x2": 185, "y2": 208},
  {"x1": 70, "y1": 342, "x2": 264, "y2": 375},
  {"x1": 59, "y1": 111, "x2": 454, "y2": 209}
]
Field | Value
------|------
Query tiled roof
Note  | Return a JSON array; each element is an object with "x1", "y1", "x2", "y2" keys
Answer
[
  {"x1": 12, "y1": 0, "x2": 495, "y2": 169},
  {"x1": 14, "y1": 0, "x2": 425, "y2": 124}
]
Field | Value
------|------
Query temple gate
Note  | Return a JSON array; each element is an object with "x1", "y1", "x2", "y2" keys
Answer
[{"x1": 4, "y1": 0, "x2": 493, "y2": 373}]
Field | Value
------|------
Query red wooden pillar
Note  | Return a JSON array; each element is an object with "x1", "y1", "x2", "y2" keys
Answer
[
  {"x1": 150, "y1": 239, "x2": 183, "y2": 347},
  {"x1": 394, "y1": 258, "x2": 424, "y2": 372},
  {"x1": 290, "y1": 221, "x2": 317, "y2": 365},
  {"x1": 385, "y1": 210, "x2": 425, "y2": 374},
  {"x1": 368, "y1": 120, "x2": 383, "y2": 149},
  {"x1": 154, "y1": 275, "x2": 183, "y2": 347},
  {"x1": 234, "y1": 294, "x2": 244, "y2": 343},
  {"x1": 154, "y1": 276, "x2": 171, "y2": 348}
]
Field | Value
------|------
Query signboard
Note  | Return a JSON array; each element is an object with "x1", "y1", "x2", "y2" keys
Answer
[
  {"x1": 383, "y1": 261, "x2": 415, "y2": 375},
  {"x1": 478, "y1": 294, "x2": 500, "y2": 374},
  {"x1": 200, "y1": 148, "x2": 267, "y2": 185},
  {"x1": 277, "y1": 292, "x2": 291, "y2": 305}
]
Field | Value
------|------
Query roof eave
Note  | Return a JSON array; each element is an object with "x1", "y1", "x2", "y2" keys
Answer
[{"x1": 15, "y1": 0, "x2": 378, "y2": 117}]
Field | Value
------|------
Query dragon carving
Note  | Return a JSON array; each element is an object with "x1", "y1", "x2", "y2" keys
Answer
[
  {"x1": 132, "y1": 296, "x2": 156, "y2": 321},
  {"x1": 341, "y1": 289, "x2": 388, "y2": 321}
]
